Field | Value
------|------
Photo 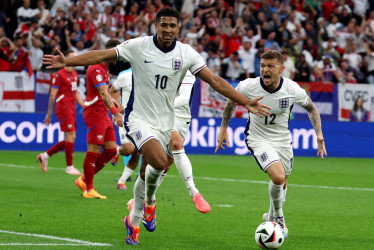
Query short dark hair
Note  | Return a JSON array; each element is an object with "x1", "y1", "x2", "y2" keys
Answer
[
  {"x1": 156, "y1": 7, "x2": 180, "y2": 23},
  {"x1": 105, "y1": 38, "x2": 121, "y2": 49},
  {"x1": 261, "y1": 50, "x2": 284, "y2": 65},
  {"x1": 63, "y1": 49, "x2": 74, "y2": 57}
]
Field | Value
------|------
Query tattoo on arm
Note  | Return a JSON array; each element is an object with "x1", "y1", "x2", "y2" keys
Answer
[
  {"x1": 304, "y1": 97, "x2": 322, "y2": 134},
  {"x1": 47, "y1": 95, "x2": 55, "y2": 117},
  {"x1": 221, "y1": 99, "x2": 237, "y2": 128}
]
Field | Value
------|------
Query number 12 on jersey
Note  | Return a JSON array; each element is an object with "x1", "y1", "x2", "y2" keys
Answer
[{"x1": 264, "y1": 114, "x2": 276, "y2": 125}]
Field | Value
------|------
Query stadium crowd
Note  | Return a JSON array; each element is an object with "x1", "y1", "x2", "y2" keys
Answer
[{"x1": 1, "y1": 0, "x2": 374, "y2": 84}]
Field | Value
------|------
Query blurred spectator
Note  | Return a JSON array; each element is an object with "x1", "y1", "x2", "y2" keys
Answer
[
  {"x1": 276, "y1": 18, "x2": 292, "y2": 47},
  {"x1": 242, "y1": 25, "x2": 261, "y2": 48},
  {"x1": 238, "y1": 40, "x2": 257, "y2": 78},
  {"x1": 0, "y1": 37, "x2": 14, "y2": 71},
  {"x1": 27, "y1": 29, "x2": 43, "y2": 72},
  {"x1": 196, "y1": 44, "x2": 209, "y2": 63},
  {"x1": 350, "y1": 96, "x2": 369, "y2": 122},
  {"x1": 364, "y1": 41, "x2": 374, "y2": 84},
  {"x1": 35, "y1": 0, "x2": 50, "y2": 26},
  {"x1": 207, "y1": 48, "x2": 221, "y2": 76},
  {"x1": 16, "y1": 0, "x2": 37, "y2": 28},
  {"x1": 313, "y1": 55, "x2": 340, "y2": 83},
  {"x1": 50, "y1": 0, "x2": 71, "y2": 18},
  {"x1": 9, "y1": 34, "x2": 33, "y2": 76},
  {"x1": 222, "y1": 51, "x2": 244, "y2": 80},
  {"x1": 337, "y1": 59, "x2": 358, "y2": 83},
  {"x1": 185, "y1": 25, "x2": 204, "y2": 49},
  {"x1": 281, "y1": 49, "x2": 296, "y2": 80},
  {"x1": 265, "y1": 31, "x2": 280, "y2": 51},
  {"x1": 294, "y1": 53, "x2": 311, "y2": 82},
  {"x1": 326, "y1": 14, "x2": 344, "y2": 38},
  {"x1": 342, "y1": 43, "x2": 364, "y2": 73}
]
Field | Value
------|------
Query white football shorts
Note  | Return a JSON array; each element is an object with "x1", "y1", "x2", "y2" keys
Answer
[
  {"x1": 125, "y1": 119, "x2": 172, "y2": 156},
  {"x1": 246, "y1": 140, "x2": 294, "y2": 177},
  {"x1": 119, "y1": 126, "x2": 130, "y2": 145},
  {"x1": 172, "y1": 117, "x2": 191, "y2": 141}
]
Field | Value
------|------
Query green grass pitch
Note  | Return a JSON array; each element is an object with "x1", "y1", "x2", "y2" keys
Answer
[{"x1": 0, "y1": 150, "x2": 373, "y2": 249}]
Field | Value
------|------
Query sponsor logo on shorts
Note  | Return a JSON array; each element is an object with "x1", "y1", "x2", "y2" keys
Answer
[
  {"x1": 260, "y1": 152, "x2": 268, "y2": 162},
  {"x1": 279, "y1": 98, "x2": 289, "y2": 110},
  {"x1": 97, "y1": 134, "x2": 103, "y2": 140},
  {"x1": 135, "y1": 130, "x2": 142, "y2": 140}
]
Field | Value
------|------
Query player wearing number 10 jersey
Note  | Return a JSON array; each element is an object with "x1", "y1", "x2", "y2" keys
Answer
[{"x1": 42, "y1": 7, "x2": 271, "y2": 245}]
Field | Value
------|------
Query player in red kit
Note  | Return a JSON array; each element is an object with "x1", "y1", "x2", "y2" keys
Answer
[
  {"x1": 75, "y1": 39, "x2": 124, "y2": 199},
  {"x1": 37, "y1": 50, "x2": 85, "y2": 175}
]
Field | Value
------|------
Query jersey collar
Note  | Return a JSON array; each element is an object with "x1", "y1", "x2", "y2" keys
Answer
[
  {"x1": 260, "y1": 77, "x2": 284, "y2": 93},
  {"x1": 153, "y1": 35, "x2": 176, "y2": 53}
]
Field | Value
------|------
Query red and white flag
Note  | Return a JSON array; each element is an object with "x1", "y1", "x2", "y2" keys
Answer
[
  {"x1": 0, "y1": 71, "x2": 35, "y2": 112},
  {"x1": 35, "y1": 71, "x2": 53, "y2": 94}
]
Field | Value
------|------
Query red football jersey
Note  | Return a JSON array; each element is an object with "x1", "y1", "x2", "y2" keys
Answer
[
  {"x1": 51, "y1": 68, "x2": 79, "y2": 114},
  {"x1": 84, "y1": 63, "x2": 109, "y2": 113}
]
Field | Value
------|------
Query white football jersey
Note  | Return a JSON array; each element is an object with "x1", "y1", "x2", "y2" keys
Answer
[
  {"x1": 174, "y1": 70, "x2": 196, "y2": 120},
  {"x1": 236, "y1": 77, "x2": 309, "y2": 145},
  {"x1": 115, "y1": 36, "x2": 206, "y2": 131},
  {"x1": 112, "y1": 68, "x2": 132, "y2": 107}
]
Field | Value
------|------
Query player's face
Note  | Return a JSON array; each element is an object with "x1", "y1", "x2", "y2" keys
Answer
[
  {"x1": 155, "y1": 16, "x2": 179, "y2": 48},
  {"x1": 260, "y1": 58, "x2": 284, "y2": 89}
]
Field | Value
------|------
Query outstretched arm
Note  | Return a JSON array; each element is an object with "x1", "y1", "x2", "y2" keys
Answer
[
  {"x1": 197, "y1": 67, "x2": 271, "y2": 117},
  {"x1": 215, "y1": 99, "x2": 237, "y2": 153},
  {"x1": 43, "y1": 48, "x2": 117, "y2": 69},
  {"x1": 303, "y1": 97, "x2": 327, "y2": 159}
]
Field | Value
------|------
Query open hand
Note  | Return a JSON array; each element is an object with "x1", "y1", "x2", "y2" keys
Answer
[
  {"x1": 42, "y1": 49, "x2": 66, "y2": 69},
  {"x1": 244, "y1": 96, "x2": 271, "y2": 118}
]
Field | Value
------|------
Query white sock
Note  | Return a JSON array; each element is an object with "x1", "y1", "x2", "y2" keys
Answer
[
  {"x1": 118, "y1": 167, "x2": 134, "y2": 184},
  {"x1": 158, "y1": 171, "x2": 167, "y2": 186},
  {"x1": 43, "y1": 152, "x2": 50, "y2": 158},
  {"x1": 269, "y1": 180, "x2": 284, "y2": 218},
  {"x1": 283, "y1": 186, "x2": 287, "y2": 206},
  {"x1": 145, "y1": 164, "x2": 163, "y2": 205},
  {"x1": 173, "y1": 149, "x2": 199, "y2": 198},
  {"x1": 66, "y1": 165, "x2": 74, "y2": 169},
  {"x1": 130, "y1": 176, "x2": 145, "y2": 227}
]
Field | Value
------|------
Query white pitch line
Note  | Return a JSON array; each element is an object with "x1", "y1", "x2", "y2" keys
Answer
[
  {"x1": 0, "y1": 230, "x2": 111, "y2": 246},
  {"x1": 1, "y1": 163, "x2": 374, "y2": 192}
]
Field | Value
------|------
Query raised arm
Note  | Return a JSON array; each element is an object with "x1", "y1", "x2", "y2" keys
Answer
[
  {"x1": 43, "y1": 48, "x2": 117, "y2": 69},
  {"x1": 197, "y1": 67, "x2": 270, "y2": 117},
  {"x1": 215, "y1": 99, "x2": 237, "y2": 153},
  {"x1": 303, "y1": 97, "x2": 327, "y2": 159}
]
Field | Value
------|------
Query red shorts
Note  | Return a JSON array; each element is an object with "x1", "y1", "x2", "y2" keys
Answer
[
  {"x1": 56, "y1": 112, "x2": 76, "y2": 132},
  {"x1": 84, "y1": 112, "x2": 116, "y2": 145}
]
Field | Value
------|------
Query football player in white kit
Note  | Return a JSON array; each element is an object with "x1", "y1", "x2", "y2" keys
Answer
[
  {"x1": 216, "y1": 50, "x2": 327, "y2": 239},
  {"x1": 43, "y1": 7, "x2": 271, "y2": 245},
  {"x1": 108, "y1": 69, "x2": 141, "y2": 190}
]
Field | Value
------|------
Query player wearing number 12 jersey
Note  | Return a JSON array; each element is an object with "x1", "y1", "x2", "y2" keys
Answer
[{"x1": 216, "y1": 50, "x2": 327, "y2": 239}]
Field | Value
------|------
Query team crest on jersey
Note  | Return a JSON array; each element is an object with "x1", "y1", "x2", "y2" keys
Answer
[
  {"x1": 97, "y1": 135, "x2": 103, "y2": 140},
  {"x1": 172, "y1": 59, "x2": 183, "y2": 72},
  {"x1": 52, "y1": 77, "x2": 56, "y2": 84},
  {"x1": 260, "y1": 152, "x2": 268, "y2": 162},
  {"x1": 135, "y1": 130, "x2": 142, "y2": 140},
  {"x1": 96, "y1": 74, "x2": 103, "y2": 82},
  {"x1": 67, "y1": 124, "x2": 72, "y2": 129},
  {"x1": 279, "y1": 98, "x2": 289, "y2": 110}
]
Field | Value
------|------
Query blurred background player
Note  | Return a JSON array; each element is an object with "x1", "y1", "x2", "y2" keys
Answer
[
  {"x1": 74, "y1": 39, "x2": 124, "y2": 199},
  {"x1": 216, "y1": 50, "x2": 327, "y2": 239},
  {"x1": 109, "y1": 68, "x2": 141, "y2": 190},
  {"x1": 37, "y1": 50, "x2": 84, "y2": 175}
]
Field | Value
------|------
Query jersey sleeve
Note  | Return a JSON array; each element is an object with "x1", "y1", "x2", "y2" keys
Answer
[
  {"x1": 89, "y1": 67, "x2": 108, "y2": 89},
  {"x1": 113, "y1": 71, "x2": 132, "y2": 92},
  {"x1": 51, "y1": 72, "x2": 61, "y2": 89},
  {"x1": 187, "y1": 46, "x2": 207, "y2": 75},
  {"x1": 114, "y1": 37, "x2": 142, "y2": 62},
  {"x1": 293, "y1": 82, "x2": 309, "y2": 107}
]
